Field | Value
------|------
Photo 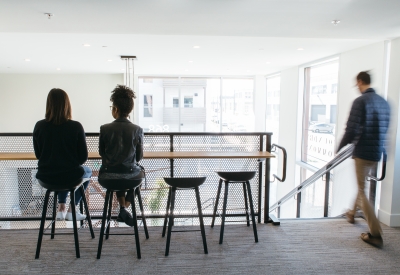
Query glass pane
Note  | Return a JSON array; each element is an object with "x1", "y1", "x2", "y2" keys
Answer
[
  {"x1": 221, "y1": 78, "x2": 254, "y2": 132},
  {"x1": 205, "y1": 78, "x2": 221, "y2": 132},
  {"x1": 138, "y1": 77, "x2": 179, "y2": 132},
  {"x1": 266, "y1": 75, "x2": 280, "y2": 144},
  {"x1": 180, "y1": 78, "x2": 207, "y2": 132},
  {"x1": 301, "y1": 61, "x2": 338, "y2": 168},
  {"x1": 299, "y1": 168, "x2": 328, "y2": 218}
]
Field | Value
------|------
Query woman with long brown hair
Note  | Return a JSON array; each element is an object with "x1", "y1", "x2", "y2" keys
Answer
[{"x1": 33, "y1": 88, "x2": 91, "y2": 221}]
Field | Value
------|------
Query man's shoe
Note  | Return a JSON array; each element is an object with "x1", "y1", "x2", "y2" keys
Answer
[
  {"x1": 56, "y1": 211, "x2": 66, "y2": 221},
  {"x1": 65, "y1": 209, "x2": 86, "y2": 221},
  {"x1": 119, "y1": 208, "x2": 134, "y2": 226},
  {"x1": 345, "y1": 211, "x2": 355, "y2": 224},
  {"x1": 361, "y1": 232, "x2": 383, "y2": 248}
]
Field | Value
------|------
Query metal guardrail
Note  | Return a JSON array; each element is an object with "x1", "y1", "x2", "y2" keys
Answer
[
  {"x1": 269, "y1": 144, "x2": 387, "y2": 219},
  {"x1": 0, "y1": 132, "x2": 273, "y2": 229},
  {"x1": 269, "y1": 144, "x2": 355, "y2": 214}
]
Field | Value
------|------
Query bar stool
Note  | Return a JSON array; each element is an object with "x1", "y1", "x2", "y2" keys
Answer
[
  {"x1": 162, "y1": 177, "x2": 208, "y2": 256},
  {"x1": 97, "y1": 178, "x2": 149, "y2": 259},
  {"x1": 211, "y1": 171, "x2": 258, "y2": 244},
  {"x1": 35, "y1": 178, "x2": 95, "y2": 259}
]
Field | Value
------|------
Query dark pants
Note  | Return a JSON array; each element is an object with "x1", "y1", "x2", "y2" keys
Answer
[
  {"x1": 58, "y1": 166, "x2": 92, "y2": 204},
  {"x1": 115, "y1": 170, "x2": 145, "y2": 203}
]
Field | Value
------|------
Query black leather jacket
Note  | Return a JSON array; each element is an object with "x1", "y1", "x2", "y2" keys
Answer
[{"x1": 98, "y1": 118, "x2": 144, "y2": 177}]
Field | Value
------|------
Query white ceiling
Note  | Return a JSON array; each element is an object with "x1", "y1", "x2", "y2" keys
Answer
[{"x1": 1, "y1": 0, "x2": 399, "y2": 75}]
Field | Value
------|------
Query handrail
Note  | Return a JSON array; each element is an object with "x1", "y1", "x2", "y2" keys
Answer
[
  {"x1": 368, "y1": 152, "x2": 387, "y2": 181},
  {"x1": 271, "y1": 144, "x2": 287, "y2": 182},
  {"x1": 269, "y1": 144, "x2": 355, "y2": 213}
]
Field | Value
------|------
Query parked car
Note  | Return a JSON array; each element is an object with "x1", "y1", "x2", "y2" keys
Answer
[{"x1": 309, "y1": 123, "x2": 334, "y2": 133}]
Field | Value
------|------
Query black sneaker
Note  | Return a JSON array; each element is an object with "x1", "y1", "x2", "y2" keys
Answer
[{"x1": 119, "y1": 208, "x2": 134, "y2": 226}]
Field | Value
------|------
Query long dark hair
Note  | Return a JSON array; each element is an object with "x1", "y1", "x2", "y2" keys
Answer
[
  {"x1": 45, "y1": 88, "x2": 72, "y2": 125},
  {"x1": 110, "y1": 85, "x2": 136, "y2": 117}
]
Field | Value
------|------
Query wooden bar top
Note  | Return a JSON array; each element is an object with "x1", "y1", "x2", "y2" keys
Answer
[{"x1": 0, "y1": 151, "x2": 274, "y2": 160}]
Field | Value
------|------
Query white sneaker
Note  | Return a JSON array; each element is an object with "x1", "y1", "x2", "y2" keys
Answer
[
  {"x1": 56, "y1": 211, "x2": 66, "y2": 221},
  {"x1": 65, "y1": 209, "x2": 86, "y2": 221}
]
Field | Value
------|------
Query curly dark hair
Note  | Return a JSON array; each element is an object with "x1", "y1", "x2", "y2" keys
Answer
[{"x1": 110, "y1": 85, "x2": 136, "y2": 117}]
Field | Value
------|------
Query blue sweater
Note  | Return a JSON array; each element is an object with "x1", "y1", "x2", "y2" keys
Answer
[{"x1": 338, "y1": 88, "x2": 390, "y2": 161}]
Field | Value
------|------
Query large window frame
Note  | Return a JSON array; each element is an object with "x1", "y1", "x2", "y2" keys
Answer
[{"x1": 137, "y1": 76, "x2": 255, "y2": 133}]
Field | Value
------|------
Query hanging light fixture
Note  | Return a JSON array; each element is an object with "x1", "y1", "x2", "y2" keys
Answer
[{"x1": 120, "y1": 56, "x2": 136, "y2": 90}]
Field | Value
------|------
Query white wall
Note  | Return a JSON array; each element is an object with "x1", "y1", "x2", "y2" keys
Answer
[
  {"x1": 276, "y1": 66, "x2": 299, "y2": 218},
  {"x1": 380, "y1": 37, "x2": 400, "y2": 226},
  {"x1": 0, "y1": 74, "x2": 123, "y2": 132}
]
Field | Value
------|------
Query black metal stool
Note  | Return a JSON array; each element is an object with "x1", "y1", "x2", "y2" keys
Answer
[
  {"x1": 35, "y1": 178, "x2": 95, "y2": 259},
  {"x1": 97, "y1": 178, "x2": 149, "y2": 259},
  {"x1": 211, "y1": 171, "x2": 258, "y2": 244},
  {"x1": 162, "y1": 177, "x2": 208, "y2": 256}
]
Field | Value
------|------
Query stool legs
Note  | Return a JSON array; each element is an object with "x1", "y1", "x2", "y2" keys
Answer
[
  {"x1": 246, "y1": 181, "x2": 258, "y2": 243},
  {"x1": 35, "y1": 189, "x2": 51, "y2": 259},
  {"x1": 79, "y1": 185, "x2": 95, "y2": 239},
  {"x1": 162, "y1": 188, "x2": 172, "y2": 237},
  {"x1": 136, "y1": 188, "x2": 149, "y2": 239},
  {"x1": 131, "y1": 188, "x2": 141, "y2": 259},
  {"x1": 97, "y1": 190, "x2": 111, "y2": 259},
  {"x1": 70, "y1": 191, "x2": 80, "y2": 258},
  {"x1": 51, "y1": 191, "x2": 58, "y2": 239},
  {"x1": 211, "y1": 179, "x2": 223, "y2": 228},
  {"x1": 105, "y1": 191, "x2": 113, "y2": 240},
  {"x1": 219, "y1": 181, "x2": 229, "y2": 244},
  {"x1": 195, "y1": 187, "x2": 208, "y2": 254},
  {"x1": 165, "y1": 187, "x2": 176, "y2": 256},
  {"x1": 242, "y1": 183, "x2": 250, "y2": 226}
]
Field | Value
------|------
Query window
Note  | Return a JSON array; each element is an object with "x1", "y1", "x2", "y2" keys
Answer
[
  {"x1": 139, "y1": 77, "x2": 254, "y2": 132},
  {"x1": 143, "y1": 95, "x2": 153, "y2": 117},
  {"x1": 265, "y1": 75, "x2": 280, "y2": 144},
  {"x1": 173, "y1": 98, "x2": 179, "y2": 108},
  {"x1": 301, "y1": 60, "x2": 338, "y2": 168},
  {"x1": 184, "y1": 97, "x2": 193, "y2": 108}
]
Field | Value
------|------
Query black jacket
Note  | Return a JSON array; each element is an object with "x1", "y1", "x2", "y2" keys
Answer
[
  {"x1": 33, "y1": 119, "x2": 87, "y2": 184},
  {"x1": 98, "y1": 118, "x2": 144, "y2": 177},
  {"x1": 338, "y1": 88, "x2": 390, "y2": 161}
]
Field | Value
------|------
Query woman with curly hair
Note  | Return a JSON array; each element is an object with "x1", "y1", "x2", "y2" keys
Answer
[{"x1": 98, "y1": 85, "x2": 144, "y2": 226}]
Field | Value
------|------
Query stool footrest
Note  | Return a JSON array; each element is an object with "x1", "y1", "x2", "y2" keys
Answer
[{"x1": 171, "y1": 229, "x2": 202, "y2": 233}]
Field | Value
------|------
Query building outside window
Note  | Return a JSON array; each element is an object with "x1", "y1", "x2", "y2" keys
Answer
[
  {"x1": 138, "y1": 77, "x2": 254, "y2": 132},
  {"x1": 265, "y1": 75, "x2": 280, "y2": 144},
  {"x1": 265, "y1": 75, "x2": 281, "y2": 207},
  {"x1": 301, "y1": 60, "x2": 339, "y2": 169}
]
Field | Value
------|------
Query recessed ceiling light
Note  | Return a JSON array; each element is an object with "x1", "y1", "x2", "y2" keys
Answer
[
  {"x1": 24, "y1": 59, "x2": 30, "y2": 61},
  {"x1": 44, "y1": 13, "x2": 53, "y2": 19},
  {"x1": 266, "y1": 62, "x2": 271, "y2": 64},
  {"x1": 189, "y1": 61, "x2": 193, "y2": 63},
  {"x1": 83, "y1": 44, "x2": 90, "y2": 47},
  {"x1": 56, "y1": 68, "x2": 61, "y2": 71},
  {"x1": 246, "y1": 70, "x2": 251, "y2": 72},
  {"x1": 193, "y1": 46, "x2": 200, "y2": 49},
  {"x1": 331, "y1": 20, "x2": 341, "y2": 26},
  {"x1": 107, "y1": 59, "x2": 112, "y2": 62},
  {"x1": 297, "y1": 48, "x2": 304, "y2": 51},
  {"x1": 185, "y1": 69, "x2": 189, "y2": 72}
]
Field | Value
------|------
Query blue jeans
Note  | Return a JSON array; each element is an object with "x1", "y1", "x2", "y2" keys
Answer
[{"x1": 58, "y1": 166, "x2": 92, "y2": 204}]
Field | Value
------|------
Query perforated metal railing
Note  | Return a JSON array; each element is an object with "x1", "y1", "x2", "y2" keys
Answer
[{"x1": 0, "y1": 132, "x2": 272, "y2": 229}]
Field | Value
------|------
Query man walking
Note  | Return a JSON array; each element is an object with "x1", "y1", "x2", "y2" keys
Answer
[{"x1": 337, "y1": 71, "x2": 390, "y2": 248}]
